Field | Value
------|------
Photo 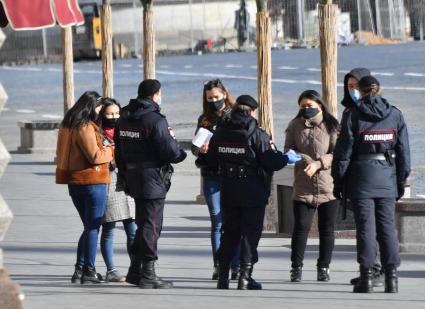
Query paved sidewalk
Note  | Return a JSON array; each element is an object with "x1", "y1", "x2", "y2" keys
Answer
[{"x1": 1, "y1": 152, "x2": 425, "y2": 309}]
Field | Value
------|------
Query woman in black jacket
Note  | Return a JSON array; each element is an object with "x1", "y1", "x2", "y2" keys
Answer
[{"x1": 192, "y1": 79, "x2": 240, "y2": 280}]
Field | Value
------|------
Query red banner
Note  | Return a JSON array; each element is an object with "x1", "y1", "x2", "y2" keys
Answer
[
  {"x1": 0, "y1": 0, "x2": 84, "y2": 30},
  {"x1": 53, "y1": 0, "x2": 83, "y2": 27},
  {"x1": 1, "y1": 0, "x2": 55, "y2": 30}
]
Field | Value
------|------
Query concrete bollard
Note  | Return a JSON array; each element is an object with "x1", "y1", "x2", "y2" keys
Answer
[
  {"x1": 17, "y1": 120, "x2": 60, "y2": 154},
  {"x1": 396, "y1": 199, "x2": 425, "y2": 253},
  {"x1": 0, "y1": 51, "x2": 24, "y2": 307}
]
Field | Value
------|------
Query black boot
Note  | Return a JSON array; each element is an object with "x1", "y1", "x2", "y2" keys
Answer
[
  {"x1": 237, "y1": 264, "x2": 262, "y2": 290},
  {"x1": 126, "y1": 255, "x2": 142, "y2": 286},
  {"x1": 317, "y1": 267, "x2": 330, "y2": 282},
  {"x1": 139, "y1": 260, "x2": 173, "y2": 289},
  {"x1": 217, "y1": 264, "x2": 230, "y2": 289},
  {"x1": 350, "y1": 268, "x2": 384, "y2": 287},
  {"x1": 384, "y1": 269, "x2": 398, "y2": 293},
  {"x1": 212, "y1": 263, "x2": 219, "y2": 280},
  {"x1": 290, "y1": 266, "x2": 302, "y2": 282},
  {"x1": 353, "y1": 267, "x2": 373, "y2": 293},
  {"x1": 81, "y1": 267, "x2": 105, "y2": 284},
  {"x1": 231, "y1": 267, "x2": 240, "y2": 280},
  {"x1": 71, "y1": 264, "x2": 83, "y2": 284}
]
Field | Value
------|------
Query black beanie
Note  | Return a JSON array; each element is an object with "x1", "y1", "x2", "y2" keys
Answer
[
  {"x1": 358, "y1": 75, "x2": 380, "y2": 91},
  {"x1": 236, "y1": 95, "x2": 258, "y2": 109},
  {"x1": 138, "y1": 79, "x2": 161, "y2": 98}
]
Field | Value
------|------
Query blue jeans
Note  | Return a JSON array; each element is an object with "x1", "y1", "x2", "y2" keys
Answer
[
  {"x1": 203, "y1": 177, "x2": 240, "y2": 269},
  {"x1": 100, "y1": 219, "x2": 137, "y2": 271},
  {"x1": 69, "y1": 184, "x2": 107, "y2": 271}
]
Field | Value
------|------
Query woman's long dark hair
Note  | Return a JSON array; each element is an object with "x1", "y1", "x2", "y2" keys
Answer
[
  {"x1": 201, "y1": 79, "x2": 234, "y2": 127},
  {"x1": 295, "y1": 90, "x2": 339, "y2": 132},
  {"x1": 61, "y1": 91, "x2": 102, "y2": 128}
]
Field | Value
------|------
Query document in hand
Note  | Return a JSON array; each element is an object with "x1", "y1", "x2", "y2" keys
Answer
[{"x1": 192, "y1": 127, "x2": 214, "y2": 148}]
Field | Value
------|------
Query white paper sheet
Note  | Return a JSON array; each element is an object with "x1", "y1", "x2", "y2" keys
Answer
[{"x1": 192, "y1": 127, "x2": 213, "y2": 148}]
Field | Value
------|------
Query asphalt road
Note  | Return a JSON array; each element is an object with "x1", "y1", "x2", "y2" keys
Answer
[{"x1": 1, "y1": 42, "x2": 424, "y2": 194}]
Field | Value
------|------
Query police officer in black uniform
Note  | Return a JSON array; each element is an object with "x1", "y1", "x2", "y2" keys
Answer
[
  {"x1": 207, "y1": 95, "x2": 301, "y2": 290},
  {"x1": 115, "y1": 79, "x2": 187, "y2": 289},
  {"x1": 342, "y1": 68, "x2": 385, "y2": 287},
  {"x1": 332, "y1": 76, "x2": 411, "y2": 293}
]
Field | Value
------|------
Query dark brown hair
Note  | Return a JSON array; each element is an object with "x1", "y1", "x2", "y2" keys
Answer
[{"x1": 200, "y1": 79, "x2": 234, "y2": 127}]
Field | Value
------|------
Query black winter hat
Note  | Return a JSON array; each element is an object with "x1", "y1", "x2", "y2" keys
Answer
[
  {"x1": 236, "y1": 95, "x2": 258, "y2": 109},
  {"x1": 358, "y1": 75, "x2": 380, "y2": 91},
  {"x1": 138, "y1": 79, "x2": 161, "y2": 98}
]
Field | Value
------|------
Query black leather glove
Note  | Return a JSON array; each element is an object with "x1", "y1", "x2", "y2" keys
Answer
[
  {"x1": 397, "y1": 183, "x2": 405, "y2": 201},
  {"x1": 333, "y1": 186, "x2": 343, "y2": 200}
]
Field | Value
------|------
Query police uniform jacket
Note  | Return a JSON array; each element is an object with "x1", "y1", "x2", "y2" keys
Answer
[
  {"x1": 114, "y1": 98, "x2": 187, "y2": 199},
  {"x1": 207, "y1": 110, "x2": 288, "y2": 208},
  {"x1": 191, "y1": 108, "x2": 231, "y2": 177},
  {"x1": 284, "y1": 114, "x2": 338, "y2": 207},
  {"x1": 331, "y1": 95, "x2": 411, "y2": 199}
]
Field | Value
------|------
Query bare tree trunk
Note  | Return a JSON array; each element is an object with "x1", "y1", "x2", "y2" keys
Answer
[
  {"x1": 62, "y1": 27, "x2": 75, "y2": 114},
  {"x1": 319, "y1": 0, "x2": 338, "y2": 117},
  {"x1": 101, "y1": 1, "x2": 114, "y2": 98},
  {"x1": 256, "y1": 1, "x2": 276, "y2": 232},
  {"x1": 256, "y1": 11, "x2": 273, "y2": 137},
  {"x1": 143, "y1": 3, "x2": 155, "y2": 79}
]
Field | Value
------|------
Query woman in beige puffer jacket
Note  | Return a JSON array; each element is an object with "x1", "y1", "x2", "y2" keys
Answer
[{"x1": 284, "y1": 90, "x2": 339, "y2": 283}]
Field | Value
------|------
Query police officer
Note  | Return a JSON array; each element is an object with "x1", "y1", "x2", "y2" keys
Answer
[
  {"x1": 207, "y1": 95, "x2": 301, "y2": 290},
  {"x1": 342, "y1": 68, "x2": 385, "y2": 287},
  {"x1": 114, "y1": 79, "x2": 187, "y2": 289},
  {"x1": 331, "y1": 76, "x2": 411, "y2": 293}
]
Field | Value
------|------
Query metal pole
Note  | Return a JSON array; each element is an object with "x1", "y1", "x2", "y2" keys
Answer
[
  {"x1": 375, "y1": 0, "x2": 382, "y2": 36},
  {"x1": 297, "y1": 0, "x2": 304, "y2": 43},
  {"x1": 202, "y1": 0, "x2": 206, "y2": 38},
  {"x1": 357, "y1": 0, "x2": 362, "y2": 33},
  {"x1": 133, "y1": 0, "x2": 139, "y2": 56},
  {"x1": 42, "y1": 28, "x2": 48, "y2": 58},
  {"x1": 388, "y1": 0, "x2": 395, "y2": 38},
  {"x1": 189, "y1": 0, "x2": 194, "y2": 52}
]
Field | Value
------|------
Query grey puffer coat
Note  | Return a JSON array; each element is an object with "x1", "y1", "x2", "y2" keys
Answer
[{"x1": 284, "y1": 114, "x2": 337, "y2": 207}]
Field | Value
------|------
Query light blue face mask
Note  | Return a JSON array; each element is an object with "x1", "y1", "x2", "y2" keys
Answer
[{"x1": 349, "y1": 89, "x2": 361, "y2": 105}]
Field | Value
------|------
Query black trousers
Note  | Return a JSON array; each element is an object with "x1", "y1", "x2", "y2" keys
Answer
[
  {"x1": 218, "y1": 206, "x2": 265, "y2": 266},
  {"x1": 132, "y1": 198, "x2": 165, "y2": 261},
  {"x1": 291, "y1": 200, "x2": 338, "y2": 268},
  {"x1": 351, "y1": 198, "x2": 400, "y2": 269}
]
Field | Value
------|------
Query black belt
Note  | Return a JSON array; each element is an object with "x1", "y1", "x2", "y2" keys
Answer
[
  {"x1": 356, "y1": 154, "x2": 387, "y2": 161},
  {"x1": 220, "y1": 164, "x2": 259, "y2": 179},
  {"x1": 126, "y1": 162, "x2": 161, "y2": 170}
]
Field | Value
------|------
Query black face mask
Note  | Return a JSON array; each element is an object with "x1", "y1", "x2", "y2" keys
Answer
[
  {"x1": 210, "y1": 99, "x2": 225, "y2": 113},
  {"x1": 300, "y1": 107, "x2": 320, "y2": 119},
  {"x1": 102, "y1": 117, "x2": 118, "y2": 128}
]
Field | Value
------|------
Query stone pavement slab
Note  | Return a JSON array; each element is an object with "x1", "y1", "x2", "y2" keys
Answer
[{"x1": 0, "y1": 153, "x2": 424, "y2": 309}]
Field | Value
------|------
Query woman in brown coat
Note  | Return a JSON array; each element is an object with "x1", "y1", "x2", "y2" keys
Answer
[
  {"x1": 284, "y1": 90, "x2": 339, "y2": 283},
  {"x1": 56, "y1": 91, "x2": 114, "y2": 284}
]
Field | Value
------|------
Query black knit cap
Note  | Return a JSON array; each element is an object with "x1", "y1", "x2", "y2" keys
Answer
[
  {"x1": 358, "y1": 75, "x2": 380, "y2": 91},
  {"x1": 236, "y1": 95, "x2": 258, "y2": 109},
  {"x1": 138, "y1": 79, "x2": 161, "y2": 98}
]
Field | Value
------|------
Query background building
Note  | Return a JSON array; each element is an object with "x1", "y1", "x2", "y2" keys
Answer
[{"x1": 0, "y1": 0, "x2": 423, "y2": 64}]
